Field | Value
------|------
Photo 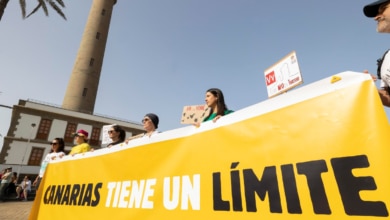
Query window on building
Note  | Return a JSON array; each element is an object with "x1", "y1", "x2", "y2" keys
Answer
[
  {"x1": 101, "y1": 9, "x2": 106, "y2": 16},
  {"x1": 36, "y1": 119, "x2": 52, "y2": 140},
  {"x1": 64, "y1": 123, "x2": 77, "y2": 143},
  {"x1": 89, "y1": 127, "x2": 101, "y2": 146},
  {"x1": 96, "y1": 32, "x2": 100, "y2": 39},
  {"x1": 89, "y1": 58, "x2": 95, "y2": 66},
  {"x1": 28, "y1": 147, "x2": 45, "y2": 166},
  {"x1": 82, "y1": 88, "x2": 88, "y2": 97}
]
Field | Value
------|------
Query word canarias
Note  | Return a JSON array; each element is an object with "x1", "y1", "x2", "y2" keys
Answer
[{"x1": 43, "y1": 183, "x2": 102, "y2": 206}]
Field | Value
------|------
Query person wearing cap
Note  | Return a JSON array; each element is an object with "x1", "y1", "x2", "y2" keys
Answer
[
  {"x1": 363, "y1": 0, "x2": 390, "y2": 107},
  {"x1": 69, "y1": 129, "x2": 91, "y2": 156},
  {"x1": 125, "y1": 113, "x2": 160, "y2": 143}
]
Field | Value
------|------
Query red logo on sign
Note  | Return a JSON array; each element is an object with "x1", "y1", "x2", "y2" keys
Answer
[{"x1": 265, "y1": 71, "x2": 276, "y2": 86}]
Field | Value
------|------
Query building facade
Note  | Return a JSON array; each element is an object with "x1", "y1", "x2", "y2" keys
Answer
[
  {"x1": 0, "y1": 0, "x2": 127, "y2": 181},
  {"x1": 0, "y1": 99, "x2": 144, "y2": 179}
]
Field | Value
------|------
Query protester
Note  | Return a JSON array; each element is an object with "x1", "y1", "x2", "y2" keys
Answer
[
  {"x1": 202, "y1": 88, "x2": 234, "y2": 122},
  {"x1": 16, "y1": 176, "x2": 31, "y2": 201},
  {"x1": 363, "y1": 0, "x2": 390, "y2": 106},
  {"x1": 33, "y1": 138, "x2": 66, "y2": 189},
  {"x1": 0, "y1": 167, "x2": 12, "y2": 201},
  {"x1": 107, "y1": 125, "x2": 126, "y2": 148},
  {"x1": 0, "y1": 169, "x2": 4, "y2": 180},
  {"x1": 5, "y1": 172, "x2": 17, "y2": 196},
  {"x1": 69, "y1": 129, "x2": 91, "y2": 156},
  {"x1": 126, "y1": 113, "x2": 159, "y2": 142}
]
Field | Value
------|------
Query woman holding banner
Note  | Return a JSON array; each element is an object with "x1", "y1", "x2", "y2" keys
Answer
[
  {"x1": 107, "y1": 125, "x2": 126, "y2": 148},
  {"x1": 202, "y1": 88, "x2": 234, "y2": 123},
  {"x1": 33, "y1": 138, "x2": 65, "y2": 190}
]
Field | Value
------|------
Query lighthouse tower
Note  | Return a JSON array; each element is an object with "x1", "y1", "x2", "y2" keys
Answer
[{"x1": 62, "y1": 0, "x2": 117, "y2": 114}]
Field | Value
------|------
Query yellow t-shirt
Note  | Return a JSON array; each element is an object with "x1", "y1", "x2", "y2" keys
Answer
[{"x1": 69, "y1": 143, "x2": 91, "y2": 155}]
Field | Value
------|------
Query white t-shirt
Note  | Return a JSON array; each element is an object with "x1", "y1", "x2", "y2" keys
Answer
[
  {"x1": 1, "y1": 171, "x2": 11, "y2": 184},
  {"x1": 141, "y1": 131, "x2": 159, "y2": 139},
  {"x1": 20, "y1": 180, "x2": 31, "y2": 191},
  {"x1": 38, "y1": 152, "x2": 65, "y2": 178}
]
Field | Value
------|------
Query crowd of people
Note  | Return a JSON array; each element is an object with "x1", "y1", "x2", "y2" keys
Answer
[
  {"x1": 0, "y1": 168, "x2": 29, "y2": 202},
  {"x1": 0, "y1": 87, "x2": 234, "y2": 201}
]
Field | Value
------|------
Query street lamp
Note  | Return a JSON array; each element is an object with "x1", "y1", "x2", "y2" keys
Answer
[{"x1": 17, "y1": 123, "x2": 36, "y2": 179}]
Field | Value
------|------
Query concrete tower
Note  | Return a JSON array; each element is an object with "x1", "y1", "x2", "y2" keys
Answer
[{"x1": 62, "y1": 0, "x2": 117, "y2": 114}]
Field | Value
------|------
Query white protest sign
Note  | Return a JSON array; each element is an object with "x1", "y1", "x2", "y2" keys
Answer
[
  {"x1": 101, "y1": 124, "x2": 115, "y2": 145},
  {"x1": 264, "y1": 51, "x2": 303, "y2": 98}
]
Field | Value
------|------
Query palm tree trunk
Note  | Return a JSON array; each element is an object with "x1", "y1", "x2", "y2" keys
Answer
[{"x1": 0, "y1": 0, "x2": 10, "y2": 21}]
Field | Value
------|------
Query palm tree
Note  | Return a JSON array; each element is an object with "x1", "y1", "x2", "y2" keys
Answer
[{"x1": 0, "y1": 0, "x2": 66, "y2": 22}]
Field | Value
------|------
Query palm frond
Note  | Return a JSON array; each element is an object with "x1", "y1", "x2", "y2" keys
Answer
[
  {"x1": 48, "y1": 0, "x2": 66, "y2": 20},
  {"x1": 39, "y1": 0, "x2": 49, "y2": 17},
  {"x1": 19, "y1": 0, "x2": 26, "y2": 19},
  {"x1": 55, "y1": 0, "x2": 65, "y2": 8},
  {"x1": 0, "y1": 0, "x2": 10, "y2": 21},
  {"x1": 26, "y1": 0, "x2": 66, "y2": 20},
  {"x1": 26, "y1": 3, "x2": 41, "y2": 18}
]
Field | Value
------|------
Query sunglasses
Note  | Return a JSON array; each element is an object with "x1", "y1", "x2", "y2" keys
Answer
[
  {"x1": 108, "y1": 130, "x2": 115, "y2": 134},
  {"x1": 50, "y1": 142, "x2": 58, "y2": 145},
  {"x1": 142, "y1": 118, "x2": 150, "y2": 123}
]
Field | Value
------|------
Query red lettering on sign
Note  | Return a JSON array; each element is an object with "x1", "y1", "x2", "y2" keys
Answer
[
  {"x1": 288, "y1": 77, "x2": 300, "y2": 85},
  {"x1": 265, "y1": 71, "x2": 276, "y2": 86}
]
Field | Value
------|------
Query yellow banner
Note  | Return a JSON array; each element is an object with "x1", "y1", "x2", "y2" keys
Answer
[{"x1": 30, "y1": 72, "x2": 390, "y2": 219}]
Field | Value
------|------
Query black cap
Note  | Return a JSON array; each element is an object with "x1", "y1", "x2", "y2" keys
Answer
[
  {"x1": 145, "y1": 113, "x2": 159, "y2": 129},
  {"x1": 364, "y1": 0, "x2": 390, "y2": 17}
]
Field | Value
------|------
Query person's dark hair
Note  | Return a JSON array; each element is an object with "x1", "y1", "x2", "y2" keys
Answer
[
  {"x1": 112, "y1": 125, "x2": 126, "y2": 142},
  {"x1": 50, "y1": 137, "x2": 65, "y2": 153},
  {"x1": 205, "y1": 88, "x2": 229, "y2": 119}
]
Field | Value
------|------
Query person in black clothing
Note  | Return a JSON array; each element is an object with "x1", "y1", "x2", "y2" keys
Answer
[{"x1": 107, "y1": 125, "x2": 126, "y2": 148}]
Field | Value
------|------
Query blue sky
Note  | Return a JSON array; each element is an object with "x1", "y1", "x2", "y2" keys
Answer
[{"x1": 0, "y1": 0, "x2": 389, "y2": 147}]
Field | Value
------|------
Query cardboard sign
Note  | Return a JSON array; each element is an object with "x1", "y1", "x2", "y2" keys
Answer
[
  {"x1": 180, "y1": 104, "x2": 211, "y2": 124},
  {"x1": 264, "y1": 51, "x2": 303, "y2": 98}
]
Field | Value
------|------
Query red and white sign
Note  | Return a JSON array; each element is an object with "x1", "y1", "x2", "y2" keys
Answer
[{"x1": 264, "y1": 51, "x2": 303, "y2": 98}]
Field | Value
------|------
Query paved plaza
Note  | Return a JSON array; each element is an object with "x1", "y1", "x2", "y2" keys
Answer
[{"x1": 0, "y1": 201, "x2": 33, "y2": 220}]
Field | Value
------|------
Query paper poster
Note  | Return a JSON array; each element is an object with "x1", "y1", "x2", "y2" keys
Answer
[
  {"x1": 264, "y1": 51, "x2": 303, "y2": 98},
  {"x1": 101, "y1": 124, "x2": 115, "y2": 145}
]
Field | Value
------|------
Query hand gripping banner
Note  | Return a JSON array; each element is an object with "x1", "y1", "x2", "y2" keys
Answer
[{"x1": 29, "y1": 71, "x2": 390, "y2": 219}]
